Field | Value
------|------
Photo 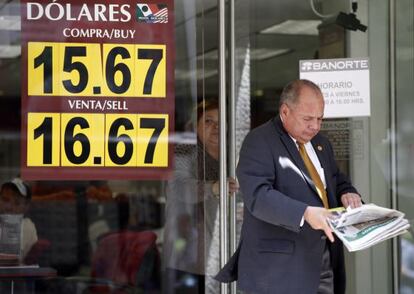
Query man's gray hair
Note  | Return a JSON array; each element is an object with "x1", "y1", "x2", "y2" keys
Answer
[{"x1": 279, "y1": 79, "x2": 322, "y2": 109}]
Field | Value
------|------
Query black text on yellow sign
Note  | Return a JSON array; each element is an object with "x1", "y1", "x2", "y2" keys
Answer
[
  {"x1": 27, "y1": 113, "x2": 169, "y2": 167},
  {"x1": 28, "y1": 42, "x2": 166, "y2": 97}
]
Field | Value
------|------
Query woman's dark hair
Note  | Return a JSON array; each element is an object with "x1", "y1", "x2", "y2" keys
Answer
[{"x1": 196, "y1": 99, "x2": 219, "y2": 122}]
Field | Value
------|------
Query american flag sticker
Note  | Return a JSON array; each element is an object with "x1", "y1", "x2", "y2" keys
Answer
[{"x1": 136, "y1": 4, "x2": 168, "y2": 23}]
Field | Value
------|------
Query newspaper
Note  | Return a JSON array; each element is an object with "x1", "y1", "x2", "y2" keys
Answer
[{"x1": 328, "y1": 204, "x2": 410, "y2": 252}]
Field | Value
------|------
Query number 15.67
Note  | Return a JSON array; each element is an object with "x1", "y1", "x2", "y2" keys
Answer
[{"x1": 28, "y1": 42, "x2": 166, "y2": 98}]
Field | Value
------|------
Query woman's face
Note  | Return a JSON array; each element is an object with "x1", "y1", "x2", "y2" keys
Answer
[
  {"x1": 0, "y1": 187, "x2": 27, "y2": 214},
  {"x1": 197, "y1": 108, "x2": 219, "y2": 156}
]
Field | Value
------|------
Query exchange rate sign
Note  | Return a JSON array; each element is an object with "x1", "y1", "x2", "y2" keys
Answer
[{"x1": 21, "y1": 0, "x2": 175, "y2": 180}]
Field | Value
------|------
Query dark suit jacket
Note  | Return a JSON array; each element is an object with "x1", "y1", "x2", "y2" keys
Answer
[{"x1": 216, "y1": 117, "x2": 359, "y2": 294}]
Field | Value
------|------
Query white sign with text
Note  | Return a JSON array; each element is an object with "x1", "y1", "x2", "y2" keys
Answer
[{"x1": 299, "y1": 58, "x2": 370, "y2": 118}]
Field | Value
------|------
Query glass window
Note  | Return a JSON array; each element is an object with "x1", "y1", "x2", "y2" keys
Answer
[
  {"x1": 396, "y1": 1, "x2": 414, "y2": 293},
  {"x1": 0, "y1": 1, "x2": 221, "y2": 293}
]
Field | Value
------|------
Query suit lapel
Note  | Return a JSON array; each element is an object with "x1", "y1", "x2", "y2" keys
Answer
[{"x1": 273, "y1": 118, "x2": 320, "y2": 198}]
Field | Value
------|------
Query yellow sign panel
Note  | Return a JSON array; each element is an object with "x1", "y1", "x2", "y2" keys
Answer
[
  {"x1": 28, "y1": 43, "x2": 60, "y2": 96},
  {"x1": 137, "y1": 114, "x2": 168, "y2": 167},
  {"x1": 102, "y1": 44, "x2": 135, "y2": 97},
  {"x1": 59, "y1": 43, "x2": 104, "y2": 97},
  {"x1": 27, "y1": 113, "x2": 60, "y2": 166},
  {"x1": 135, "y1": 44, "x2": 166, "y2": 97},
  {"x1": 27, "y1": 42, "x2": 166, "y2": 98},
  {"x1": 60, "y1": 113, "x2": 105, "y2": 167},
  {"x1": 105, "y1": 114, "x2": 138, "y2": 167},
  {"x1": 27, "y1": 113, "x2": 168, "y2": 167}
]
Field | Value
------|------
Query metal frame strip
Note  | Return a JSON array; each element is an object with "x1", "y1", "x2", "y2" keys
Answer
[
  {"x1": 389, "y1": 0, "x2": 399, "y2": 293},
  {"x1": 218, "y1": 0, "x2": 228, "y2": 293},
  {"x1": 229, "y1": 0, "x2": 237, "y2": 293}
]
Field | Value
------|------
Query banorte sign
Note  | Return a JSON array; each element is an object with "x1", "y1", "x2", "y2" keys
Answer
[
  {"x1": 300, "y1": 59, "x2": 369, "y2": 72},
  {"x1": 300, "y1": 57, "x2": 371, "y2": 118}
]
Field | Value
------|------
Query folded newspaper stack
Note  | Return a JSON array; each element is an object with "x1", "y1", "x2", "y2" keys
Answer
[{"x1": 328, "y1": 204, "x2": 410, "y2": 252}]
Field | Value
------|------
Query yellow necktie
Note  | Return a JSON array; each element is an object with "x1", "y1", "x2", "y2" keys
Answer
[{"x1": 298, "y1": 143, "x2": 329, "y2": 209}]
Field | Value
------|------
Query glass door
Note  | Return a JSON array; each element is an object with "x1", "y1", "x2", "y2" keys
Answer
[
  {"x1": 230, "y1": 1, "x2": 360, "y2": 293},
  {"x1": 231, "y1": 0, "x2": 325, "y2": 248},
  {"x1": 164, "y1": 0, "x2": 223, "y2": 293},
  {"x1": 395, "y1": 0, "x2": 414, "y2": 293}
]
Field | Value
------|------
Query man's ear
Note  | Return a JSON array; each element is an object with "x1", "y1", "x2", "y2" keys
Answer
[{"x1": 280, "y1": 103, "x2": 289, "y2": 118}]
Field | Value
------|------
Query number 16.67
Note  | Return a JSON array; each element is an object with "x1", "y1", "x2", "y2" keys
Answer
[{"x1": 27, "y1": 113, "x2": 169, "y2": 167}]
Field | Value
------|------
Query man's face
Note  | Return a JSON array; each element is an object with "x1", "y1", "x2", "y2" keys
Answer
[{"x1": 280, "y1": 86, "x2": 324, "y2": 144}]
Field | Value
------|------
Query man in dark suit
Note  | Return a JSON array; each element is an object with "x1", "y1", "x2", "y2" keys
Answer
[{"x1": 216, "y1": 79, "x2": 362, "y2": 294}]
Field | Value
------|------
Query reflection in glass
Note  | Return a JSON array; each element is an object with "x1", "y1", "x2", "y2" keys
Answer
[{"x1": 164, "y1": 100, "x2": 220, "y2": 293}]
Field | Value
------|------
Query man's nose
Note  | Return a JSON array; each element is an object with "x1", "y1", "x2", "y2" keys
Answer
[{"x1": 309, "y1": 120, "x2": 320, "y2": 131}]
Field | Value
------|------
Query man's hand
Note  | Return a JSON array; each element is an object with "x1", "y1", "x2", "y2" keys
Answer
[
  {"x1": 304, "y1": 206, "x2": 334, "y2": 242},
  {"x1": 341, "y1": 193, "x2": 362, "y2": 209}
]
